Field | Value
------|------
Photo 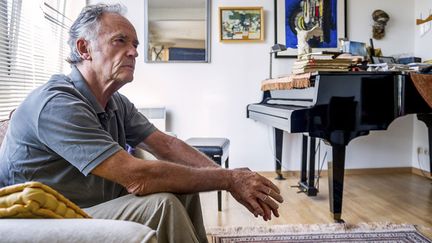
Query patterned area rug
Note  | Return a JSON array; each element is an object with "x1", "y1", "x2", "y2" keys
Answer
[{"x1": 207, "y1": 223, "x2": 431, "y2": 243}]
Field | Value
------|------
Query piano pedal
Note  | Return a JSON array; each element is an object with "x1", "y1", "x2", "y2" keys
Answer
[{"x1": 290, "y1": 185, "x2": 307, "y2": 193}]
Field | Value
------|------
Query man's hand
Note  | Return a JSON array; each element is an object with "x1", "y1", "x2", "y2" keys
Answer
[{"x1": 228, "y1": 168, "x2": 283, "y2": 221}]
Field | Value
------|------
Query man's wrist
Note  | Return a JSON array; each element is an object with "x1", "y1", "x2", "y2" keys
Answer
[{"x1": 220, "y1": 168, "x2": 234, "y2": 191}]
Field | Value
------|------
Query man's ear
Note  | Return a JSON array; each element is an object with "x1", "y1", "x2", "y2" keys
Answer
[{"x1": 76, "y1": 39, "x2": 92, "y2": 60}]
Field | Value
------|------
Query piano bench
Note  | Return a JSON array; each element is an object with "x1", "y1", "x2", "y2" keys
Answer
[{"x1": 185, "y1": 137, "x2": 230, "y2": 211}]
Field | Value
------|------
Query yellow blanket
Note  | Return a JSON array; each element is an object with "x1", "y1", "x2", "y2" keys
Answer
[{"x1": 0, "y1": 182, "x2": 91, "y2": 219}]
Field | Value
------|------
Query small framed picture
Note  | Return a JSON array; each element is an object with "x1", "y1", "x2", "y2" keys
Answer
[{"x1": 219, "y1": 7, "x2": 264, "y2": 42}]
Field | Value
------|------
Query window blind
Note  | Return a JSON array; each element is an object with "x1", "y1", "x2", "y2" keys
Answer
[{"x1": 0, "y1": 0, "x2": 82, "y2": 119}]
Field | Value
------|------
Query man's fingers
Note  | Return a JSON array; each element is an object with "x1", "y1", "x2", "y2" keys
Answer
[
  {"x1": 259, "y1": 185, "x2": 284, "y2": 203},
  {"x1": 260, "y1": 192, "x2": 280, "y2": 218},
  {"x1": 248, "y1": 199, "x2": 264, "y2": 217},
  {"x1": 262, "y1": 178, "x2": 281, "y2": 194},
  {"x1": 271, "y1": 207, "x2": 280, "y2": 218},
  {"x1": 232, "y1": 170, "x2": 284, "y2": 220},
  {"x1": 244, "y1": 203, "x2": 259, "y2": 217},
  {"x1": 258, "y1": 200, "x2": 272, "y2": 221},
  {"x1": 257, "y1": 192, "x2": 281, "y2": 220},
  {"x1": 257, "y1": 192, "x2": 280, "y2": 210},
  {"x1": 270, "y1": 191, "x2": 284, "y2": 203}
]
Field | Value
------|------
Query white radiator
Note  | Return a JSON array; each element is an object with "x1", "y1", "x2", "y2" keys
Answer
[{"x1": 138, "y1": 107, "x2": 166, "y2": 131}]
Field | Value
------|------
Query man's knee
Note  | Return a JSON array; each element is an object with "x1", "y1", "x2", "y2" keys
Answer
[
  {"x1": 174, "y1": 193, "x2": 200, "y2": 206},
  {"x1": 150, "y1": 192, "x2": 185, "y2": 211},
  {"x1": 150, "y1": 192, "x2": 201, "y2": 213},
  {"x1": 141, "y1": 193, "x2": 191, "y2": 222}
]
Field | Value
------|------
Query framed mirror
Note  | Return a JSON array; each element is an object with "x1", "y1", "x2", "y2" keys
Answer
[{"x1": 144, "y1": 0, "x2": 210, "y2": 63}]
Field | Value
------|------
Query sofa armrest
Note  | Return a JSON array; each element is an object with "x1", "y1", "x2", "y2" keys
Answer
[{"x1": 0, "y1": 219, "x2": 156, "y2": 243}]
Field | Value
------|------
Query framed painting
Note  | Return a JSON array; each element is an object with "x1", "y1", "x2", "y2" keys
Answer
[
  {"x1": 219, "y1": 7, "x2": 264, "y2": 42},
  {"x1": 274, "y1": 0, "x2": 346, "y2": 58}
]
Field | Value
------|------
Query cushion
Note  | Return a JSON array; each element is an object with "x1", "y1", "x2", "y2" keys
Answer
[
  {"x1": 185, "y1": 137, "x2": 230, "y2": 159},
  {"x1": 0, "y1": 219, "x2": 157, "y2": 243},
  {"x1": 0, "y1": 181, "x2": 91, "y2": 219}
]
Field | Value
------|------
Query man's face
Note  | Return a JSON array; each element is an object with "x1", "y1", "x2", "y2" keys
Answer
[{"x1": 89, "y1": 13, "x2": 139, "y2": 84}]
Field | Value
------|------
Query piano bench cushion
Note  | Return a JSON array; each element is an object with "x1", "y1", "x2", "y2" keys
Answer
[{"x1": 185, "y1": 137, "x2": 229, "y2": 164}]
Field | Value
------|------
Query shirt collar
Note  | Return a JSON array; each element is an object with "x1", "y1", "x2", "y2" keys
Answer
[{"x1": 68, "y1": 66, "x2": 118, "y2": 114}]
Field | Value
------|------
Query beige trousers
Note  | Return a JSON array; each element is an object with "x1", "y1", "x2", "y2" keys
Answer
[{"x1": 84, "y1": 193, "x2": 208, "y2": 243}]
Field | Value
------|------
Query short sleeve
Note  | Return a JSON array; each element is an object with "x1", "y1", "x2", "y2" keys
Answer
[
  {"x1": 37, "y1": 94, "x2": 123, "y2": 176},
  {"x1": 116, "y1": 94, "x2": 157, "y2": 147}
]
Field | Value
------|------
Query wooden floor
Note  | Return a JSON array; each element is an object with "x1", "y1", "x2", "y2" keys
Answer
[{"x1": 200, "y1": 172, "x2": 432, "y2": 238}]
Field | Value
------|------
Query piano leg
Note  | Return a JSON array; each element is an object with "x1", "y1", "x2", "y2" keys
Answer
[
  {"x1": 300, "y1": 135, "x2": 308, "y2": 185},
  {"x1": 308, "y1": 138, "x2": 318, "y2": 196},
  {"x1": 274, "y1": 128, "x2": 286, "y2": 180},
  {"x1": 328, "y1": 144, "x2": 346, "y2": 222},
  {"x1": 416, "y1": 114, "x2": 432, "y2": 177},
  {"x1": 298, "y1": 136, "x2": 318, "y2": 196}
]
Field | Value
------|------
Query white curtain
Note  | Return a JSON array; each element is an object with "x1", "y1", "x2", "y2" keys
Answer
[{"x1": 0, "y1": 0, "x2": 83, "y2": 119}]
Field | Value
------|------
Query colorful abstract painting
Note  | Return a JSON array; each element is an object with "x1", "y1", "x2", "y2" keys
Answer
[
  {"x1": 274, "y1": 0, "x2": 345, "y2": 57},
  {"x1": 285, "y1": 0, "x2": 337, "y2": 49}
]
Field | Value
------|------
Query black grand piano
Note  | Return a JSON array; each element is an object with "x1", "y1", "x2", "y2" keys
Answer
[{"x1": 247, "y1": 72, "x2": 432, "y2": 221}]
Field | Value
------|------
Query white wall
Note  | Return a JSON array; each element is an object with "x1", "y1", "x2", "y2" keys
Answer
[
  {"x1": 347, "y1": 0, "x2": 414, "y2": 57},
  {"x1": 89, "y1": 0, "x2": 429, "y2": 172},
  {"x1": 415, "y1": 0, "x2": 432, "y2": 60}
]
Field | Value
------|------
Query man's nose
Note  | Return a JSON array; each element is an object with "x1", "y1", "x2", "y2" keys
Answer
[{"x1": 127, "y1": 46, "x2": 138, "y2": 58}]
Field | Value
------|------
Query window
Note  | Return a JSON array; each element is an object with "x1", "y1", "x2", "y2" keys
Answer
[{"x1": 0, "y1": 0, "x2": 84, "y2": 119}]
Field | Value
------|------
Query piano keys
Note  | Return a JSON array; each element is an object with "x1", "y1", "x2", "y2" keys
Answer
[{"x1": 247, "y1": 71, "x2": 432, "y2": 222}]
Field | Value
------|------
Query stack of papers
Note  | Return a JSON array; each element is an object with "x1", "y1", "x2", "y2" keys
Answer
[{"x1": 292, "y1": 58, "x2": 353, "y2": 74}]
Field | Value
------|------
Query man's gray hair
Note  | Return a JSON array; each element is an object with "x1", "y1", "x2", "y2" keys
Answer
[{"x1": 67, "y1": 4, "x2": 126, "y2": 64}]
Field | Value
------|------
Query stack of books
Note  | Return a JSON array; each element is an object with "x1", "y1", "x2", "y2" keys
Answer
[{"x1": 291, "y1": 58, "x2": 353, "y2": 74}]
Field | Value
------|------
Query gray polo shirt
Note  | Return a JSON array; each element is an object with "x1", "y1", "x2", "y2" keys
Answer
[{"x1": 0, "y1": 66, "x2": 156, "y2": 207}]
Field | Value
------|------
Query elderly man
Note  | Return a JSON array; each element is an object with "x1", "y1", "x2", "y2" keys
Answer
[{"x1": 0, "y1": 4, "x2": 283, "y2": 242}]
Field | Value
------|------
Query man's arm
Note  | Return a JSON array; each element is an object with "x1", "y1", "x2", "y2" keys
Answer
[
  {"x1": 92, "y1": 149, "x2": 230, "y2": 195},
  {"x1": 91, "y1": 145, "x2": 284, "y2": 221},
  {"x1": 136, "y1": 130, "x2": 220, "y2": 168},
  {"x1": 135, "y1": 130, "x2": 284, "y2": 220}
]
